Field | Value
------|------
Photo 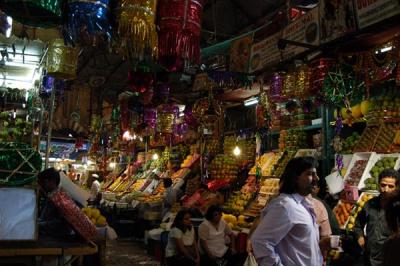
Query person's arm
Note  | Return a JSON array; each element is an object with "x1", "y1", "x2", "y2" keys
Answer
[
  {"x1": 223, "y1": 220, "x2": 236, "y2": 252},
  {"x1": 198, "y1": 224, "x2": 217, "y2": 260},
  {"x1": 174, "y1": 237, "x2": 196, "y2": 261},
  {"x1": 193, "y1": 231, "x2": 200, "y2": 266},
  {"x1": 251, "y1": 203, "x2": 293, "y2": 266},
  {"x1": 354, "y1": 204, "x2": 367, "y2": 248}
]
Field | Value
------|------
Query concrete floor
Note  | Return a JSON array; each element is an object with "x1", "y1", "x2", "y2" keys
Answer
[{"x1": 106, "y1": 239, "x2": 159, "y2": 266}]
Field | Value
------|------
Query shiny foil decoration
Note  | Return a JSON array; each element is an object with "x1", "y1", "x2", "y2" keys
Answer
[
  {"x1": 192, "y1": 98, "x2": 209, "y2": 120},
  {"x1": 156, "y1": 104, "x2": 178, "y2": 134},
  {"x1": 295, "y1": 65, "x2": 311, "y2": 96},
  {"x1": 158, "y1": 0, "x2": 204, "y2": 71},
  {"x1": 0, "y1": 0, "x2": 62, "y2": 28},
  {"x1": 46, "y1": 39, "x2": 79, "y2": 80},
  {"x1": 283, "y1": 73, "x2": 295, "y2": 98},
  {"x1": 64, "y1": 0, "x2": 112, "y2": 45},
  {"x1": 269, "y1": 72, "x2": 283, "y2": 101},
  {"x1": 117, "y1": 0, "x2": 158, "y2": 61},
  {"x1": 144, "y1": 107, "x2": 157, "y2": 129}
]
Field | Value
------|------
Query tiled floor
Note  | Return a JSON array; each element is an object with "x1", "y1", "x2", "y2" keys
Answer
[{"x1": 106, "y1": 239, "x2": 159, "y2": 266}]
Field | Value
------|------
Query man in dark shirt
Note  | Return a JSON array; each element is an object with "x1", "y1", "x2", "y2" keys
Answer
[{"x1": 354, "y1": 168, "x2": 400, "y2": 266}]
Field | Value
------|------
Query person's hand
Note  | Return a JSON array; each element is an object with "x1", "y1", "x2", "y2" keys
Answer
[
  {"x1": 319, "y1": 237, "x2": 331, "y2": 253},
  {"x1": 358, "y1": 236, "x2": 365, "y2": 248},
  {"x1": 246, "y1": 239, "x2": 253, "y2": 254}
]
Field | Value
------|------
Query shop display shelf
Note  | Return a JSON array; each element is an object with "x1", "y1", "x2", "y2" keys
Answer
[
  {"x1": 269, "y1": 123, "x2": 323, "y2": 136},
  {"x1": 343, "y1": 152, "x2": 378, "y2": 190}
]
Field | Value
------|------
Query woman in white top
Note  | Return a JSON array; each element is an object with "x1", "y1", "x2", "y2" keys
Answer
[
  {"x1": 198, "y1": 205, "x2": 236, "y2": 266},
  {"x1": 165, "y1": 209, "x2": 199, "y2": 266}
]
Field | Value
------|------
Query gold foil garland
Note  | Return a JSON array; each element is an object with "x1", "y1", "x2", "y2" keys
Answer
[
  {"x1": 46, "y1": 39, "x2": 79, "y2": 79},
  {"x1": 156, "y1": 113, "x2": 174, "y2": 133},
  {"x1": 295, "y1": 65, "x2": 311, "y2": 96},
  {"x1": 117, "y1": 0, "x2": 158, "y2": 61},
  {"x1": 283, "y1": 73, "x2": 295, "y2": 98}
]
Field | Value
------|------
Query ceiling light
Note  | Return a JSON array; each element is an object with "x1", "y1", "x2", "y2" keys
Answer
[
  {"x1": 233, "y1": 146, "x2": 241, "y2": 156},
  {"x1": 244, "y1": 97, "x2": 258, "y2": 106},
  {"x1": 152, "y1": 153, "x2": 159, "y2": 160},
  {"x1": 5, "y1": 61, "x2": 39, "y2": 70}
]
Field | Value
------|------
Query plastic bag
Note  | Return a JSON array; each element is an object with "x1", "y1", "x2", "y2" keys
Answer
[
  {"x1": 243, "y1": 254, "x2": 258, "y2": 266},
  {"x1": 106, "y1": 225, "x2": 118, "y2": 240}
]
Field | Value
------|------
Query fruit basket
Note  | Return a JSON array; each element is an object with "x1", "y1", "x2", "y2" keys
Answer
[
  {"x1": 346, "y1": 192, "x2": 379, "y2": 231},
  {"x1": 361, "y1": 154, "x2": 400, "y2": 191},
  {"x1": 373, "y1": 123, "x2": 400, "y2": 153},
  {"x1": 344, "y1": 152, "x2": 378, "y2": 190},
  {"x1": 353, "y1": 125, "x2": 380, "y2": 152}
]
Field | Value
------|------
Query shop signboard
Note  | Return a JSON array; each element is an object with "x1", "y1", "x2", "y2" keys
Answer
[
  {"x1": 248, "y1": 31, "x2": 282, "y2": 73},
  {"x1": 229, "y1": 34, "x2": 253, "y2": 73},
  {"x1": 281, "y1": 7, "x2": 320, "y2": 60},
  {"x1": 319, "y1": 0, "x2": 357, "y2": 43},
  {"x1": 355, "y1": 0, "x2": 400, "y2": 29}
]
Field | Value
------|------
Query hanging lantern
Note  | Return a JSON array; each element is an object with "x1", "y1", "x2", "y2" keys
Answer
[
  {"x1": 0, "y1": 0, "x2": 62, "y2": 28},
  {"x1": 46, "y1": 39, "x2": 79, "y2": 80},
  {"x1": 64, "y1": 0, "x2": 112, "y2": 45},
  {"x1": 117, "y1": 0, "x2": 158, "y2": 61},
  {"x1": 158, "y1": 0, "x2": 204, "y2": 71},
  {"x1": 282, "y1": 73, "x2": 295, "y2": 99},
  {"x1": 295, "y1": 65, "x2": 311, "y2": 97}
]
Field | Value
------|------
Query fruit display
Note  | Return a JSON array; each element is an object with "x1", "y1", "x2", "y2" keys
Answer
[
  {"x1": 365, "y1": 89, "x2": 400, "y2": 122},
  {"x1": 248, "y1": 152, "x2": 282, "y2": 176},
  {"x1": 280, "y1": 129, "x2": 307, "y2": 151},
  {"x1": 364, "y1": 156, "x2": 398, "y2": 190},
  {"x1": 333, "y1": 201, "x2": 354, "y2": 229},
  {"x1": 341, "y1": 132, "x2": 361, "y2": 154},
  {"x1": 373, "y1": 123, "x2": 400, "y2": 152},
  {"x1": 345, "y1": 159, "x2": 369, "y2": 186},
  {"x1": 153, "y1": 147, "x2": 171, "y2": 171},
  {"x1": 271, "y1": 151, "x2": 296, "y2": 178},
  {"x1": 244, "y1": 201, "x2": 264, "y2": 217},
  {"x1": 346, "y1": 193, "x2": 377, "y2": 231},
  {"x1": 222, "y1": 213, "x2": 252, "y2": 231},
  {"x1": 240, "y1": 175, "x2": 257, "y2": 194},
  {"x1": 259, "y1": 178, "x2": 280, "y2": 194},
  {"x1": 206, "y1": 139, "x2": 220, "y2": 155},
  {"x1": 171, "y1": 168, "x2": 191, "y2": 180},
  {"x1": 190, "y1": 144, "x2": 199, "y2": 155},
  {"x1": 209, "y1": 154, "x2": 238, "y2": 180},
  {"x1": 222, "y1": 191, "x2": 254, "y2": 214},
  {"x1": 82, "y1": 207, "x2": 107, "y2": 227},
  {"x1": 353, "y1": 126, "x2": 380, "y2": 152},
  {"x1": 185, "y1": 175, "x2": 201, "y2": 195},
  {"x1": 180, "y1": 154, "x2": 200, "y2": 168}
]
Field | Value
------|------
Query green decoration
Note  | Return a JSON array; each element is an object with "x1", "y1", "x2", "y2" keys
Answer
[
  {"x1": 0, "y1": 142, "x2": 42, "y2": 186},
  {"x1": 0, "y1": 0, "x2": 62, "y2": 28},
  {"x1": 322, "y1": 64, "x2": 365, "y2": 108}
]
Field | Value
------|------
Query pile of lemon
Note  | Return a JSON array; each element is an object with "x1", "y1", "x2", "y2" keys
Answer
[{"x1": 82, "y1": 207, "x2": 107, "y2": 227}]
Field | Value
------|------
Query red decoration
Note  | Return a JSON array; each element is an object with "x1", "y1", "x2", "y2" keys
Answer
[
  {"x1": 128, "y1": 71, "x2": 154, "y2": 93},
  {"x1": 50, "y1": 190, "x2": 98, "y2": 242},
  {"x1": 158, "y1": 0, "x2": 204, "y2": 71}
]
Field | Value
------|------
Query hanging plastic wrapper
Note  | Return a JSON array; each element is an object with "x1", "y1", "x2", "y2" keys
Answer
[
  {"x1": 0, "y1": 12, "x2": 12, "y2": 37},
  {"x1": 158, "y1": 0, "x2": 204, "y2": 71},
  {"x1": 40, "y1": 75, "x2": 66, "y2": 97},
  {"x1": 156, "y1": 104, "x2": 178, "y2": 134},
  {"x1": 283, "y1": 73, "x2": 295, "y2": 99},
  {"x1": 64, "y1": 0, "x2": 112, "y2": 45},
  {"x1": 269, "y1": 72, "x2": 283, "y2": 101},
  {"x1": 46, "y1": 39, "x2": 79, "y2": 80},
  {"x1": 0, "y1": 0, "x2": 62, "y2": 28},
  {"x1": 117, "y1": 0, "x2": 158, "y2": 61},
  {"x1": 295, "y1": 65, "x2": 311, "y2": 96}
]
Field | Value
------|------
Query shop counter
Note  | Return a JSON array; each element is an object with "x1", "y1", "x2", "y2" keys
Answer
[{"x1": 0, "y1": 236, "x2": 98, "y2": 266}]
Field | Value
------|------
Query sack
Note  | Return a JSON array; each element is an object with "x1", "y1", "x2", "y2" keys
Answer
[{"x1": 243, "y1": 254, "x2": 258, "y2": 266}]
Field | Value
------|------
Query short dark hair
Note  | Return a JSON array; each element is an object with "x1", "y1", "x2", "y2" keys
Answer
[
  {"x1": 172, "y1": 209, "x2": 191, "y2": 232},
  {"x1": 385, "y1": 195, "x2": 400, "y2": 232},
  {"x1": 163, "y1": 178, "x2": 172, "y2": 188},
  {"x1": 279, "y1": 156, "x2": 318, "y2": 194},
  {"x1": 37, "y1": 168, "x2": 60, "y2": 186},
  {"x1": 205, "y1": 204, "x2": 222, "y2": 221},
  {"x1": 379, "y1": 168, "x2": 400, "y2": 185}
]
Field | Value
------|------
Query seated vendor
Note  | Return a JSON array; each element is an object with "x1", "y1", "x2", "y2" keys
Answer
[{"x1": 37, "y1": 168, "x2": 75, "y2": 238}]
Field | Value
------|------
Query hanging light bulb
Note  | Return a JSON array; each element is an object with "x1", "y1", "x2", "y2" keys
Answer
[
  {"x1": 233, "y1": 146, "x2": 241, "y2": 156},
  {"x1": 152, "y1": 153, "x2": 159, "y2": 160},
  {"x1": 109, "y1": 162, "x2": 116, "y2": 169}
]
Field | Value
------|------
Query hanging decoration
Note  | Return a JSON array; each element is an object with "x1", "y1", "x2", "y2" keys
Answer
[
  {"x1": 127, "y1": 71, "x2": 154, "y2": 93},
  {"x1": 207, "y1": 71, "x2": 254, "y2": 89},
  {"x1": 40, "y1": 75, "x2": 66, "y2": 97},
  {"x1": 269, "y1": 72, "x2": 283, "y2": 102},
  {"x1": 156, "y1": 104, "x2": 179, "y2": 134},
  {"x1": 46, "y1": 39, "x2": 79, "y2": 80},
  {"x1": 64, "y1": 0, "x2": 113, "y2": 46},
  {"x1": 295, "y1": 64, "x2": 311, "y2": 97},
  {"x1": 310, "y1": 58, "x2": 336, "y2": 93},
  {"x1": 183, "y1": 106, "x2": 197, "y2": 127},
  {"x1": 0, "y1": 0, "x2": 62, "y2": 28},
  {"x1": 144, "y1": 107, "x2": 157, "y2": 129},
  {"x1": 282, "y1": 72, "x2": 295, "y2": 99},
  {"x1": 117, "y1": 0, "x2": 158, "y2": 61},
  {"x1": 158, "y1": 0, "x2": 204, "y2": 71}
]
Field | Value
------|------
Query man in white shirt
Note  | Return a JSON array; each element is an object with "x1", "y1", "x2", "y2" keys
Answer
[{"x1": 89, "y1": 174, "x2": 101, "y2": 205}]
